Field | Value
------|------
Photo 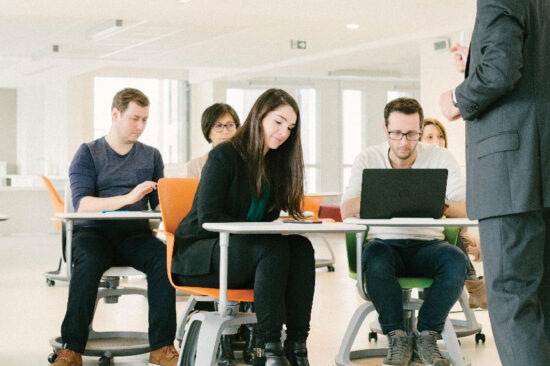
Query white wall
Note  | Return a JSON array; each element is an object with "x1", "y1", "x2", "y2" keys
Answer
[
  {"x1": 420, "y1": 33, "x2": 472, "y2": 169},
  {"x1": 0, "y1": 88, "x2": 17, "y2": 174}
]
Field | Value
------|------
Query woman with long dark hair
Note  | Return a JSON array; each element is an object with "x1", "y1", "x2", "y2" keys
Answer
[{"x1": 172, "y1": 88, "x2": 315, "y2": 366}]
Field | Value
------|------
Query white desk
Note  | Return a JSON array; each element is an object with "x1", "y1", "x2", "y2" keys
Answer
[
  {"x1": 55, "y1": 211, "x2": 162, "y2": 280},
  {"x1": 202, "y1": 221, "x2": 366, "y2": 316},
  {"x1": 345, "y1": 217, "x2": 478, "y2": 227},
  {"x1": 306, "y1": 192, "x2": 341, "y2": 197},
  {"x1": 0, "y1": 214, "x2": 8, "y2": 221}
]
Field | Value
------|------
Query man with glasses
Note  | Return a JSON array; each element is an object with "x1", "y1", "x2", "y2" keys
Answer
[{"x1": 341, "y1": 98, "x2": 468, "y2": 366}]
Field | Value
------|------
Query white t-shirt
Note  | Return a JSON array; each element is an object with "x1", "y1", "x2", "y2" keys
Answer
[{"x1": 341, "y1": 142, "x2": 466, "y2": 241}]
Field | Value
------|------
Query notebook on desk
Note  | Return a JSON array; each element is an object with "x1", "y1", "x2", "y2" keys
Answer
[{"x1": 359, "y1": 168, "x2": 448, "y2": 219}]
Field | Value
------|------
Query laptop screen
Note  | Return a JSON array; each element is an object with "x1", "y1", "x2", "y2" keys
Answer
[{"x1": 359, "y1": 168, "x2": 448, "y2": 219}]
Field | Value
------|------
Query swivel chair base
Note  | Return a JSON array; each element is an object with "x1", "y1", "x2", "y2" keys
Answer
[
  {"x1": 48, "y1": 284, "x2": 150, "y2": 366},
  {"x1": 367, "y1": 289, "x2": 485, "y2": 343},
  {"x1": 335, "y1": 300, "x2": 470, "y2": 366},
  {"x1": 44, "y1": 257, "x2": 68, "y2": 286}
]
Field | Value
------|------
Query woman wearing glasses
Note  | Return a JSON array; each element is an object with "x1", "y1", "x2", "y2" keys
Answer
[{"x1": 185, "y1": 103, "x2": 240, "y2": 178}]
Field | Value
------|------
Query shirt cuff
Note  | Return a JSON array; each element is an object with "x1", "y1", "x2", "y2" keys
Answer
[{"x1": 452, "y1": 89, "x2": 458, "y2": 107}]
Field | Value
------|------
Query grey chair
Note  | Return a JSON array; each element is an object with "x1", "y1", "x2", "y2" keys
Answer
[{"x1": 48, "y1": 184, "x2": 150, "y2": 366}]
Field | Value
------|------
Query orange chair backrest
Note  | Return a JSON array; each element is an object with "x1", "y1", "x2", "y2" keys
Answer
[
  {"x1": 158, "y1": 178, "x2": 200, "y2": 234},
  {"x1": 39, "y1": 175, "x2": 64, "y2": 232},
  {"x1": 302, "y1": 195, "x2": 325, "y2": 220}
]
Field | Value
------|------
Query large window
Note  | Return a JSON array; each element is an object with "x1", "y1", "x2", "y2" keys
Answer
[
  {"x1": 342, "y1": 89, "x2": 366, "y2": 190},
  {"x1": 226, "y1": 87, "x2": 319, "y2": 192},
  {"x1": 94, "y1": 77, "x2": 188, "y2": 164}
]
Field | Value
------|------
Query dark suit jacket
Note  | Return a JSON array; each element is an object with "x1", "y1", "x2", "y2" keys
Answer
[
  {"x1": 455, "y1": 0, "x2": 550, "y2": 220},
  {"x1": 172, "y1": 142, "x2": 279, "y2": 276}
]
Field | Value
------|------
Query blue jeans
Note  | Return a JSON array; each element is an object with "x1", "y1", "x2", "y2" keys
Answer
[{"x1": 362, "y1": 238, "x2": 468, "y2": 334}]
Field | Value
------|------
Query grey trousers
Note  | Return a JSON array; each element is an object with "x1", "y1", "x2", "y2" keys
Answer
[{"x1": 479, "y1": 208, "x2": 550, "y2": 366}]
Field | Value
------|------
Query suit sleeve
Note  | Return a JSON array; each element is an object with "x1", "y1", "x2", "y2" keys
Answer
[{"x1": 455, "y1": 0, "x2": 526, "y2": 120}]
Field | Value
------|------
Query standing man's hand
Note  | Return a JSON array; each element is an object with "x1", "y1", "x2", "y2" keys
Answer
[
  {"x1": 440, "y1": 89, "x2": 462, "y2": 121},
  {"x1": 450, "y1": 43, "x2": 468, "y2": 72},
  {"x1": 126, "y1": 181, "x2": 157, "y2": 205}
]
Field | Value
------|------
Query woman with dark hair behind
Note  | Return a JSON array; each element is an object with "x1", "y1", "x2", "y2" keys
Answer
[
  {"x1": 420, "y1": 118, "x2": 487, "y2": 309},
  {"x1": 172, "y1": 89, "x2": 315, "y2": 366},
  {"x1": 185, "y1": 103, "x2": 240, "y2": 178}
]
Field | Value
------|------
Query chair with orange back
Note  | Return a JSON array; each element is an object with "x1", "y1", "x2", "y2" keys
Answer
[
  {"x1": 303, "y1": 195, "x2": 336, "y2": 271},
  {"x1": 157, "y1": 177, "x2": 256, "y2": 365},
  {"x1": 39, "y1": 175, "x2": 68, "y2": 286}
]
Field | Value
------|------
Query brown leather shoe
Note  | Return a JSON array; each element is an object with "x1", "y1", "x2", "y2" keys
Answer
[
  {"x1": 150, "y1": 345, "x2": 179, "y2": 366},
  {"x1": 52, "y1": 349, "x2": 82, "y2": 366}
]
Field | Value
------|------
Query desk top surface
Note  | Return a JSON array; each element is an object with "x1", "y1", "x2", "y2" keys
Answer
[
  {"x1": 305, "y1": 192, "x2": 340, "y2": 197},
  {"x1": 0, "y1": 214, "x2": 8, "y2": 221},
  {"x1": 344, "y1": 217, "x2": 478, "y2": 227},
  {"x1": 56, "y1": 211, "x2": 162, "y2": 220},
  {"x1": 202, "y1": 221, "x2": 365, "y2": 234}
]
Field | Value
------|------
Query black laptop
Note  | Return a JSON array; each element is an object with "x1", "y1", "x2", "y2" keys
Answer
[{"x1": 359, "y1": 168, "x2": 448, "y2": 219}]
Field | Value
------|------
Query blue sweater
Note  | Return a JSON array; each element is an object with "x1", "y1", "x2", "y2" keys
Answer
[{"x1": 69, "y1": 137, "x2": 164, "y2": 231}]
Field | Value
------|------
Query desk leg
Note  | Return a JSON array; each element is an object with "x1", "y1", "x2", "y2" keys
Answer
[
  {"x1": 65, "y1": 219, "x2": 73, "y2": 281},
  {"x1": 356, "y1": 231, "x2": 367, "y2": 300},
  {"x1": 218, "y1": 232, "x2": 229, "y2": 316}
]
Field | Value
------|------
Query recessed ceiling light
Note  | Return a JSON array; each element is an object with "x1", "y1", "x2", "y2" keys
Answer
[
  {"x1": 346, "y1": 23, "x2": 360, "y2": 30},
  {"x1": 177, "y1": 0, "x2": 192, "y2": 3}
]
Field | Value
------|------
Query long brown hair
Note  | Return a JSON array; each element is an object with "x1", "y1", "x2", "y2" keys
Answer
[{"x1": 231, "y1": 88, "x2": 304, "y2": 218}]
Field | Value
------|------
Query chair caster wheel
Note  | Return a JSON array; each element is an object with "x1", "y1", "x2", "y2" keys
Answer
[
  {"x1": 46, "y1": 278, "x2": 55, "y2": 287},
  {"x1": 48, "y1": 352, "x2": 57, "y2": 363},
  {"x1": 475, "y1": 332, "x2": 486, "y2": 344},
  {"x1": 368, "y1": 331, "x2": 378, "y2": 343},
  {"x1": 99, "y1": 356, "x2": 111, "y2": 366},
  {"x1": 328, "y1": 266, "x2": 335, "y2": 272}
]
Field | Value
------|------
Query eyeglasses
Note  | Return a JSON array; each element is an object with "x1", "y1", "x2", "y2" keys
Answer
[
  {"x1": 212, "y1": 122, "x2": 236, "y2": 132},
  {"x1": 387, "y1": 130, "x2": 422, "y2": 141}
]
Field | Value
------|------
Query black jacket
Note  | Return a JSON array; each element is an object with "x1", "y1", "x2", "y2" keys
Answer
[{"x1": 172, "y1": 142, "x2": 279, "y2": 275}]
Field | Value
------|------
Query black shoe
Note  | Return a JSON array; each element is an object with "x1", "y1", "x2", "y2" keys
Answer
[
  {"x1": 284, "y1": 340, "x2": 310, "y2": 366},
  {"x1": 242, "y1": 323, "x2": 257, "y2": 364},
  {"x1": 217, "y1": 334, "x2": 236, "y2": 366},
  {"x1": 252, "y1": 342, "x2": 290, "y2": 366}
]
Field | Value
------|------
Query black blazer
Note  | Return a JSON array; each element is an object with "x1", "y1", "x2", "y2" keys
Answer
[{"x1": 172, "y1": 142, "x2": 280, "y2": 276}]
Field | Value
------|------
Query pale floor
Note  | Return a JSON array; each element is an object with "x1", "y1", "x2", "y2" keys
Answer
[{"x1": 0, "y1": 233, "x2": 502, "y2": 366}]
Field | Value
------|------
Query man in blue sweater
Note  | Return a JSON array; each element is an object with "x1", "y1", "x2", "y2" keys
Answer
[{"x1": 53, "y1": 88, "x2": 177, "y2": 366}]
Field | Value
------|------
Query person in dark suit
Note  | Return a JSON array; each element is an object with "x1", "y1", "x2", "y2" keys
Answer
[
  {"x1": 172, "y1": 88, "x2": 315, "y2": 366},
  {"x1": 440, "y1": 1, "x2": 550, "y2": 364}
]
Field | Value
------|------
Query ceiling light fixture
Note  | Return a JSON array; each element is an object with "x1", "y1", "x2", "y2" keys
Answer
[
  {"x1": 86, "y1": 19, "x2": 123, "y2": 41},
  {"x1": 346, "y1": 23, "x2": 360, "y2": 30},
  {"x1": 177, "y1": 0, "x2": 192, "y2": 3},
  {"x1": 31, "y1": 45, "x2": 59, "y2": 61}
]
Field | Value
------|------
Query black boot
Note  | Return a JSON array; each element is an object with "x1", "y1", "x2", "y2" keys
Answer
[
  {"x1": 242, "y1": 323, "x2": 257, "y2": 364},
  {"x1": 217, "y1": 334, "x2": 236, "y2": 366},
  {"x1": 284, "y1": 340, "x2": 310, "y2": 366},
  {"x1": 252, "y1": 342, "x2": 290, "y2": 366}
]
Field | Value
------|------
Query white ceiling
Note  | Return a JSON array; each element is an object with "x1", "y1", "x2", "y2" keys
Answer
[{"x1": 0, "y1": 0, "x2": 476, "y2": 87}]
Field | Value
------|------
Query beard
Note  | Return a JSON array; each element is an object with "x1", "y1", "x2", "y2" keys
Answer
[{"x1": 390, "y1": 143, "x2": 417, "y2": 161}]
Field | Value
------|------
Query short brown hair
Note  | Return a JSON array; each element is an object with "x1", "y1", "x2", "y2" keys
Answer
[
  {"x1": 422, "y1": 118, "x2": 448, "y2": 148},
  {"x1": 111, "y1": 88, "x2": 149, "y2": 114},
  {"x1": 201, "y1": 103, "x2": 240, "y2": 143},
  {"x1": 384, "y1": 97, "x2": 424, "y2": 128}
]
